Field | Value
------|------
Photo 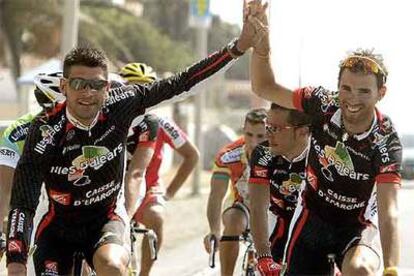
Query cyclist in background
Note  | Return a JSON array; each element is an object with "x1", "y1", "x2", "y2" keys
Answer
[
  {"x1": 0, "y1": 72, "x2": 64, "y2": 259},
  {"x1": 121, "y1": 62, "x2": 200, "y2": 276},
  {"x1": 203, "y1": 108, "x2": 267, "y2": 276},
  {"x1": 249, "y1": 103, "x2": 311, "y2": 275}
]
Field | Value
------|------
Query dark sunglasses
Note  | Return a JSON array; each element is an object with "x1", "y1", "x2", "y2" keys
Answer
[{"x1": 67, "y1": 78, "x2": 108, "y2": 91}]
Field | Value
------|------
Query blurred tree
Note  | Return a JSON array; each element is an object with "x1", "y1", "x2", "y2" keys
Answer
[
  {"x1": 80, "y1": 2, "x2": 194, "y2": 73},
  {"x1": 141, "y1": 0, "x2": 249, "y2": 79},
  {"x1": 0, "y1": 0, "x2": 60, "y2": 80}
]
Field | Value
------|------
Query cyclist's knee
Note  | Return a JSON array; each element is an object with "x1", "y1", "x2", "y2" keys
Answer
[
  {"x1": 142, "y1": 205, "x2": 164, "y2": 230},
  {"x1": 93, "y1": 244, "x2": 129, "y2": 275},
  {"x1": 222, "y1": 209, "x2": 247, "y2": 235},
  {"x1": 342, "y1": 255, "x2": 377, "y2": 276}
]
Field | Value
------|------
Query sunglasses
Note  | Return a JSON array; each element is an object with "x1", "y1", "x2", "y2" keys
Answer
[
  {"x1": 67, "y1": 78, "x2": 108, "y2": 91},
  {"x1": 265, "y1": 122, "x2": 308, "y2": 135},
  {"x1": 340, "y1": 56, "x2": 386, "y2": 76}
]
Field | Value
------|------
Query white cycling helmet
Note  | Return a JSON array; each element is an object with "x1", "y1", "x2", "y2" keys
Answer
[{"x1": 34, "y1": 72, "x2": 65, "y2": 109}]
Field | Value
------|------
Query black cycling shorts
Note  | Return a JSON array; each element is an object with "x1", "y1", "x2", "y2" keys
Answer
[
  {"x1": 33, "y1": 218, "x2": 127, "y2": 275},
  {"x1": 284, "y1": 209, "x2": 374, "y2": 276}
]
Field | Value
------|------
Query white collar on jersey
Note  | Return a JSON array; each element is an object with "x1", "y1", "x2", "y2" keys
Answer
[
  {"x1": 281, "y1": 137, "x2": 310, "y2": 163},
  {"x1": 66, "y1": 108, "x2": 100, "y2": 132},
  {"x1": 330, "y1": 109, "x2": 377, "y2": 141}
]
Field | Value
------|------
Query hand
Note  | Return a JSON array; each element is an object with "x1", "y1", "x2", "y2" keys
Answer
[
  {"x1": 257, "y1": 257, "x2": 282, "y2": 276},
  {"x1": 203, "y1": 233, "x2": 219, "y2": 254},
  {"x1": 383, "y1": 267, "x2": 398, "y2": 276},
  {"x1": 238, "y1": 0, "x2": 270, "y2": 53},
  {"x1": 7, "y1": 262, "x2": 27, "y2": 276}
]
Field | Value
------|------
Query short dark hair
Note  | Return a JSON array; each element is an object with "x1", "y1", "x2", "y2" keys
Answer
[
  {"x1": 338, "y1": 48, "x2": 388, "y2": 88},
  {"x1": 63, "y1": 46, "x2": 108, "y2": 78},
  {"x1": 245, "y1": 108, "x2": 267, "y2": 125},
  {"x1": 270, "y1": 103, "x2": 311, "y2": 126}
]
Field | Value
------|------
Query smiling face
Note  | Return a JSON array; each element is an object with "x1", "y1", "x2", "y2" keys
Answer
[
  {"x1": 61, "y1": 65, "x2": 109, "y2": 125},
  {"x1": 338, "y1": 69, "x2": 386, "y2": 133}
]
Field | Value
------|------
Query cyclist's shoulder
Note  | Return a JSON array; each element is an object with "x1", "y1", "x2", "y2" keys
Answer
[
  {"x1": 251, "y1": 141, "x2": 273, "y2": 166},
  {"x1": 215, "y1": 137, "x2": 245, "y2": 165},
  {"x1": 370, "y1": 111, "x2": 401, "y2": 149},
  {"x1": 105, "y1": 84, "x2": 140, "y2": 107}
]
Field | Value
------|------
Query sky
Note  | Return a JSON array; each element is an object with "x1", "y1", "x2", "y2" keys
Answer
[{"x1": 210, "y1": 0, "x2": 414, "y2": 134}]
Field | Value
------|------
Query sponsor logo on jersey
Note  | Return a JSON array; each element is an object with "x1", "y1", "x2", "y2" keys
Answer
[
  {"x1": 94, "y1": 125, "x2": 115, "y2": 145},
  {"x1": 313, "y1": 138, "x2": 370, "y2": 181},
  {"x1": 379, "y1": 163, "x2": 399, "y2": 174},
  {"x1": 62, "y1": 144, "x2": 80, "y2": 155},
  {"x1": 7, "y1": 240, "x2": 23, "y2": 253},
  {"x1": 279, "y1": 172, "x2": 304, "y2": 196},
  {"x1": 105, "y1": 89, "x2": 135, "y2": 105},
  {"x1": 50, "y1": 143, "x2": 123, "y2": 185},
  {"x1": 253, "y1": 165, "x2": 268, "y2": 178},
  {"x1": 159, "y1": 118, "x2": 180, "y2": 140},
  {"x1": 66, "y1": 129, "x2": 76, "y2": 141},
  {"x1": 220, "y1": 147, "x2": 243, "y2": 164},
  {"x1": 9, "y1": 209, "x2": 25, "y2": 237},
  {"x1": 49, "y1": 189, "x2": 72, "y2": 205},
  {"x1": 74, "y1": 180, "x2": 121, "y2": 206},
  {"x1": 0, "y1": 147, "x2": 16, "y2": 158},
  {"x1": 44, "y1": 260, "x2": 59, "y2": 275},
  {"x1": 9, "y1": 122, "x2": 31, "y2": 143},
  {"x1": 257, "y1": 152, "x2": 272, "y2": 167},
  {"x1": 317, "y1": 188, "x2": 365, "y2": 210},
  {"x1": 35, "y1": 115, "x2": 65, "y2": 154}
]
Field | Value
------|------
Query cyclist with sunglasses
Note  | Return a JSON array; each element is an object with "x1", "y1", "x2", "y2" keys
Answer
[
  {"x1": 6, "y1": 36, "x2": 251, "y2": 276},
  {"x1": 203, "y1": 108, "x2": 267, "y2": 276},
  {"x1": 0, "y1": 72, "x2": 64, "y2": 261},
  {"x1": 247, "y1": 1, "x2": 401, "y2": 275},
  {"x1": 249, "y1": 103, "x2": 311, "y2": 276}
]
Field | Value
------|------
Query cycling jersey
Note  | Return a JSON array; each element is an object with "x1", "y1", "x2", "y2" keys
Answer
[
  {"x1": 291, "y1": 86, "x2": 402, "y2": 226},
  {"x1": 212, "y1": 137, "x2": 250, "y2": 204},
  {"x1": 6, "y1": 44, "x2": 235, "y2": 265},
  {"x1": 284, "y1": 86, "x2": 402, "y2": 274},
  {"x1": 127, "y1": 116, "x2": 188, "y2": 190},
  {"x1": 249, "y1": 141, "x2": 307, "y2": 262},
  {"x1": 127, "y1": 114, "x2": 159, "y2": 160},
  {"x1": 0, "y1": 113, "x2": 37, "y2": 169}
]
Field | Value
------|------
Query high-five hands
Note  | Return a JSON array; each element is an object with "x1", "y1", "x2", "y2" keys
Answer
[{"x1": 237, "y1": 0, "x2": 270, "y2": 56}]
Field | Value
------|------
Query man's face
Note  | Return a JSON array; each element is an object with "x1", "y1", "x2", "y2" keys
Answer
[
  {"x1": 243, "y1": 121, "x2": 266, "y2": 157},
  {"x1": 61, "y1": 65, "x2": 109, "y2": 124},
  {"x1": 338, "y1": 69, "x2": 385, "y2": 127},
  {"x1": 266, "y1": 109, "x2": 299, "y2": 155}
]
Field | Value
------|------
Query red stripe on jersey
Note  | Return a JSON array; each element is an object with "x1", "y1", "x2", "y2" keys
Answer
[
  {"x1": 189, "y1": 52, "x2": 231, "y2": 81},
  {"x1": 286, "y1": 208, "x2": 309, "y2": 269},
  {"x1": 249, "y1": 178, "x2": 269, "y2": 185},
  {"x1": 292, "y1": 89, "x2": 304, "y2": 112},
  {"x1": 376, "y1": 173, "x2": 401, "y2": 184},
  {"x1": 35, "y1": 203, "x2": 56, "y2": 240}
]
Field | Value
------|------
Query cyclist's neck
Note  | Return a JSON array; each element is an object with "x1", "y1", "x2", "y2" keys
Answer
[{"x1": 66, "y1": 108, "x2": 100, "y2": 131}]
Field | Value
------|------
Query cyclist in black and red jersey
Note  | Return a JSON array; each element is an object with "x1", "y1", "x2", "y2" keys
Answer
[
  {"x1": 247, "y1": 2, "x2": 401, "y2": 275},
  {"x1": 248, "y1": 103, "x2": 311, "y2": 275},
  {"x1": 6, "y1": 32, "x2": 253, "y2": 275}
]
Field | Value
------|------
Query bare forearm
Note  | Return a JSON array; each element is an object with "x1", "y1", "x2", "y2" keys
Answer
[
  {"x1": 251, "y1": 203, "x2": 271, "y2": 255},
  {"x1": 379, "y1": 215, "x2": 400, "y2": 267},
  {"x1": 125, "y1": 171, "x2": 144, "y2": 218},
  {"x1": 166, "y1": 155, "x2": 198, "y2": 198},
  {"x1": 207, "y1": 195, "x2": 223, "y2": 234},
  {"x1": 251, "y1": 51, "x2": 276, "y2": 97}
]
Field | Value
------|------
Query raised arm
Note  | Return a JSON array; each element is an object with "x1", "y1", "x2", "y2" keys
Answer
[{"x1": 247, "y1": 0, "x2": 295, "y2": 109}]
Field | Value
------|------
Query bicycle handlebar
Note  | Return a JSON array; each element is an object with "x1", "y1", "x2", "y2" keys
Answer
[{"x1": 208, "y1": 235, "x2": 217, "y2": 268}]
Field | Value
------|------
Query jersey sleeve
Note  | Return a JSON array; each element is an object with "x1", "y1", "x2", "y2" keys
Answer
[
  {"x1": 6, "y1": 116, "x2": 50, "y2": 265},
  {"x1": 249, "y1": 145, "x2": 271, "y2": 185},
  {"x1": 137, "y1": 114, "x2": 159, "y2": 148},
  {"x1": 373, "y1": 131, "x2": 402, "y2": 185},
  {"x1": 212, "y1": 148, "x2": 232, "y2": 179},
  {"x1": 292, "y1": 86, "x2": 338, "y2": 120},
  {"x1": 158, "y1": 117, "x2": 187, "y2": 149}
]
